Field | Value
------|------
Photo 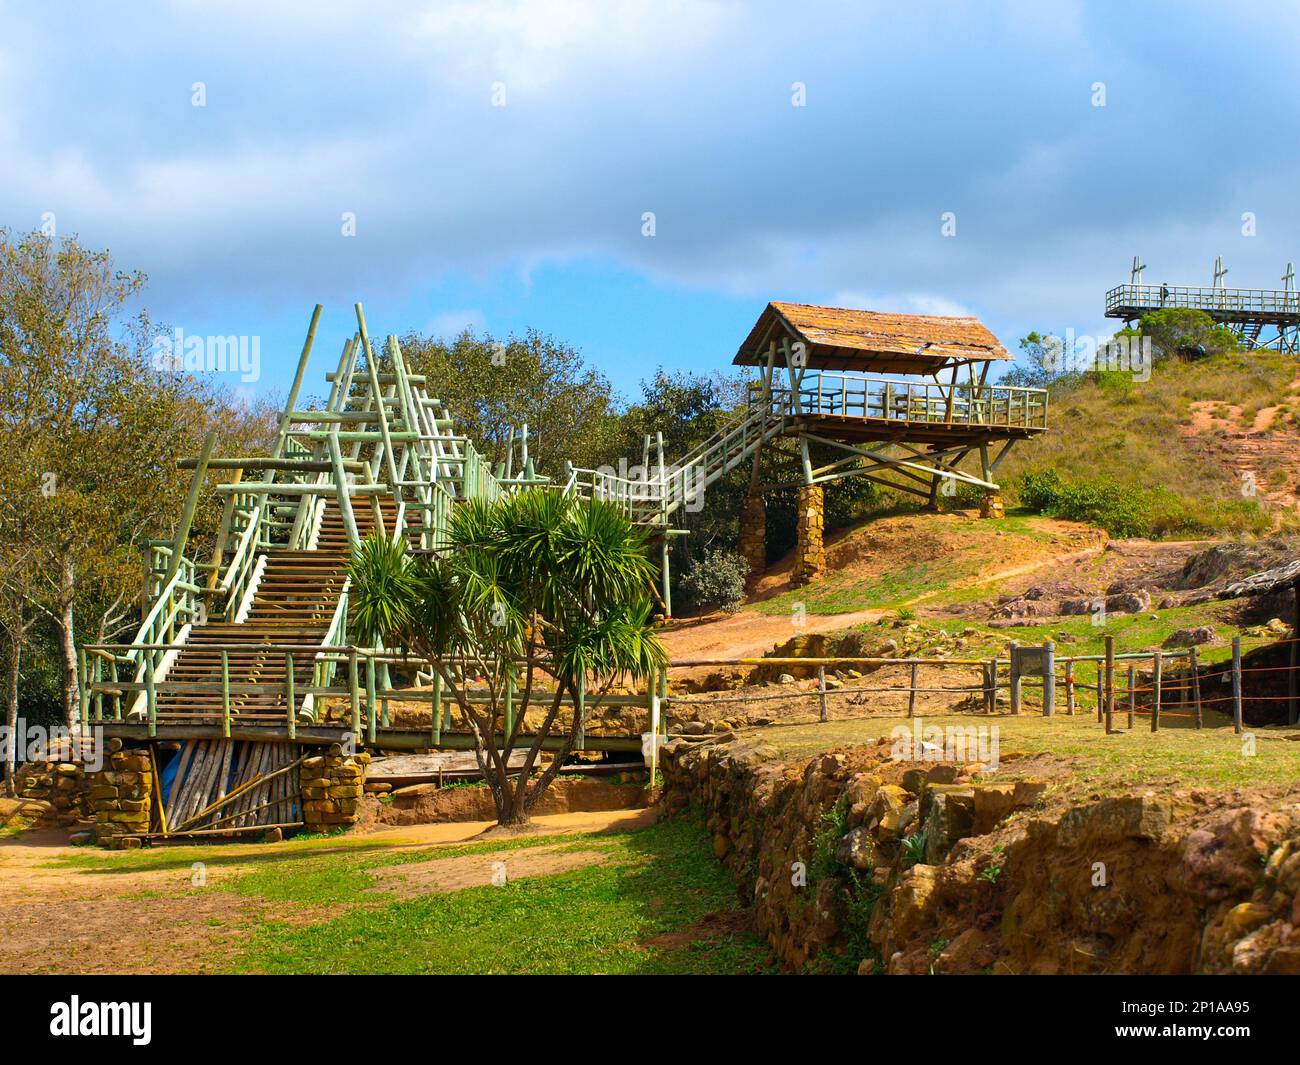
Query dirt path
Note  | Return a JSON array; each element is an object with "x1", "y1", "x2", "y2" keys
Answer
[
  {"x1": 663, "y1": 540, "x2": 1106, "y2": 662},
  {"x1": 1185, "y1": 375, "x2": 1300, "y2": 521},
  {"x1": 0, "y1": 808, "x2": 655, "y2": 974}
]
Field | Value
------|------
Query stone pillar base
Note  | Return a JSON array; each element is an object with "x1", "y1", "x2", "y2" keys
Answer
[
  {"x1": 89, "y1": 740, "x2": 152, "y2": 846},
  {"x1": 739, "y1": 495, "x2": 766, "y2": 588},
  {"x1": 301, "y1": 745, "x2": 370, "y2": 831},
  {"x1": 794, "y1": 484, "x2": 826, "y2": 585},
  {"x1": 980, "y1": 492, "x2": 1006, "y2": 519}
]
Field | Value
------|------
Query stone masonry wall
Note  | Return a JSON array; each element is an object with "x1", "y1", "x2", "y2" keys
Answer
[{"x1": 301, "y1": 745, "x2": 369, "y2": 831}]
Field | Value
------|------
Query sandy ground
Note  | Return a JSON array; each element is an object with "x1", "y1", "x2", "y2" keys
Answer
[{"x1": 0, "y1": 807, "x2": 655, "y2": 974}]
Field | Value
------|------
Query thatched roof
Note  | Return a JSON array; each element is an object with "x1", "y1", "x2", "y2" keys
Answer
[{"x1": 733, "y1": 301, "x2": 1010, "y2": 375}]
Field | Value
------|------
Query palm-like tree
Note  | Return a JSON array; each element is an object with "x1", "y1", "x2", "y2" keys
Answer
[{"x1": 349, "y1": 489, "x2": 666, "y2": 826}]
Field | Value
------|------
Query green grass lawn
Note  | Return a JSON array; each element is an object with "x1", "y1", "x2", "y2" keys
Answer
[{"x1": 44, "y1": 816, "x2": 773, "y2": 975}]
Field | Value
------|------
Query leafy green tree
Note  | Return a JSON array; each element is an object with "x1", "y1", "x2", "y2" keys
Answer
[
  {"x1": 396, "y1": 328, "x2": 621, "y2": 476},
  {"x1": 0, "y1": 228, "x2": 276, "y2": 730},
  {"x1": 1125, "y1": 308, "x2": 1238, "y2": 361},
  {"x1": 349, "y1": 489, "x2": 665, "y2": 826}
]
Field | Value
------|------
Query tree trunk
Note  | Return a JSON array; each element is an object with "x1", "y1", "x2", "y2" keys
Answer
[
  {"x1": 59, "y1": 556, "x2": 79, "y2": 732},
  {"x1": 3, "y1": 634, "x2": 18, "y2": 797}
]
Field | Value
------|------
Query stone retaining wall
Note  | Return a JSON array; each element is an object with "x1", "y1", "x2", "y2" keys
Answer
[{"x1": 660, "y1": 735, "x2": 1300, "y2": 974}]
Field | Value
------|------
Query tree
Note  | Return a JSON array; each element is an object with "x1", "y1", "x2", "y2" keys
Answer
[
  {"x1": 348, "y1": 489, "x2": 666, "y2": 827},
  {"x1": 1000, "y1": 331, "x2": 1079, "y2": 388},
  {"x1": 396, "y1": 328, "x2": 622, "y2": 475},
  {"x1": 1127, "y1": 309, "x2": 1238, "y2": 361},
  {"x1": 0, "y1": 228, "x2": 277, "y2": 730}
]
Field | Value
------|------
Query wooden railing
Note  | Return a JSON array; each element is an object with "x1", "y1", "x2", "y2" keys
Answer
[
  {"x1": 775, "y1": 375, "x2": 1049, "y2": 430},
  {"x1": 79, "y1": 642, "x2": 667, "y2": 755}
]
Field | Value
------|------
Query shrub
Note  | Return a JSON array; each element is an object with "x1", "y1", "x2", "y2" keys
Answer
[
  {"x1": 1016, "y1": 468, "x2": 1270, "y2": 539},
  {"x1": 678, "y1": 548, "x2": 749, "y2": 614}
]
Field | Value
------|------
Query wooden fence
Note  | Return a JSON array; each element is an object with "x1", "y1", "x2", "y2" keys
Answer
[{"x1": 665, "y1": 632, "x2": 1300, "y2": 734}]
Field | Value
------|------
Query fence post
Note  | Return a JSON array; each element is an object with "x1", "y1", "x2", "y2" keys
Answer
[
  {"x1": 1190, "y1": 646, "x2": 1203, "y2": 729},
  {"x1": 906, "y1": 662, "x2": 918, "y2": 719},
  {"x1": 984, "y1": 659, "x2": 996, "y2": 714},
  {"x1": 1127, "y1": 663, "x2": 1136, "y2": 729},
  {"x1": 1009, "y1": 641, "x2": 1022, "y2": 715},
  {"x1": 1042, "y1": 642, "x2": 1055, "y2": 716},
  {"x1": 819, "y1": 666, "x2": 830, "y2": 722},
  {"x1": 1103, "y1": 635, "x2": 1115, "y2": 734},
  {"x1": 1151, "y1": 651, "x2": 1162, "y2": 733},
  {"x1": 1095, "y1": 661, "x2": 1103, "y2": 723},
  {"x1": 1064, "y1": 659, "x2": 1075, "y2": 715},
  {"x1": 1231, "y1": 635, "x2": 1243, "y2": 735},
  {"x1": 1291, "y1": 576, "x2": 1300, "y2": 726}
]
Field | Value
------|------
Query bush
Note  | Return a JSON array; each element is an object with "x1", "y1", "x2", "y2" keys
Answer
[
  {"x1": 678, "y1": 548, "x2": 749, "y2": 614},
  {"x1": 1016, "y1": 468, "x2": 1270, "y2": 539}
]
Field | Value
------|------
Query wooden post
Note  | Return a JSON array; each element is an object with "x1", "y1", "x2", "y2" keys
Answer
[
  {"x1": 161, "y1": 429, "x2": 217, "y2": 592},
  {"x1": 1103, "y1": 635, "x2": 1115, "y2": 734},
  {"x1": 819, "y1": 666, "x2": 831, "y2": 722},
  {"x1": 1065, "y1": 659, "x2": 1075, "y2": 715},
  {"x1": 349, "y1": 650, "x2": 361, "y2": 740},
  {"x1": 1190, "y1": 646, "x2": 1203, "y2": 729},
  {"x1": 77, "y1": 647, "x2": 89, "y2": 731},
  {"x1": 1096, "y1": 662, "x2": 1104, "y2": 724},
  {"x1": 988, "y1": 658, "x2": 1000, "y2": 714},
  {"x1": 431, "y1": 670, "x2": 443, "y2": 745},
  {"x1": 575, "y1": 671, "x2": 586, "y2": 749},
  {"x1": 145, "y1": 653, "x2": 157, "y2": 738},
  {"x1": 285, "y1": 651, "x2": 296, "y2": 741},
  {"x1": 1291, "y1": 577, "x2": 1300, "y2": 726},
  {"x1": 1009, "y1": 642, "x2": 1022, "y2": 715},
  {"x1": 504, "y1": 664, "x2": 515, "y2": 736},
  {"x1": 1151, "y1": 651, "x2": 1163, "y2": 732},
  {"x1": 1042, "y1": 641, "x2": 1055, "y2": 716},
  {"x1": 1231, "y1": 635, "x2": 1243, "y2": 734},
  {"x1": 1127, "y1": 663, "x2": 1136, "y2": 729},
  {"x1": 906, "y1": 662, "x2": 918, "y2": 718},
  {"x1": 366, "y1": 655, "x2": 377, "y2": 744},
  {"x1": 220, "y1": 649, "x2": 230, "y2": 738}
]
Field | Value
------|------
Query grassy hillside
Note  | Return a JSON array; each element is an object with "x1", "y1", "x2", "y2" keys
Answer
[{"x1": 988, "y1": 348, "x2": 1299, "y2": 538}]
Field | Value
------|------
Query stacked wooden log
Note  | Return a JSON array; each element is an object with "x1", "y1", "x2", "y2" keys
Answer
[{"x1": 163, "y1": 739, "x2": 302, "y2": 834}]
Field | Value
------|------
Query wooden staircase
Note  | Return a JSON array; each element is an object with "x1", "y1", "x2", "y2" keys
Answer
[{"x1": 152, "y1": 497, "x2": 397, "y2": 721}]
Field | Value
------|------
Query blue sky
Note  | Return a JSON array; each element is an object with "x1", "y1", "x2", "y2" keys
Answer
[{"x1": 4, "y1": 0, "x2": 1299, "y2": 405}]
